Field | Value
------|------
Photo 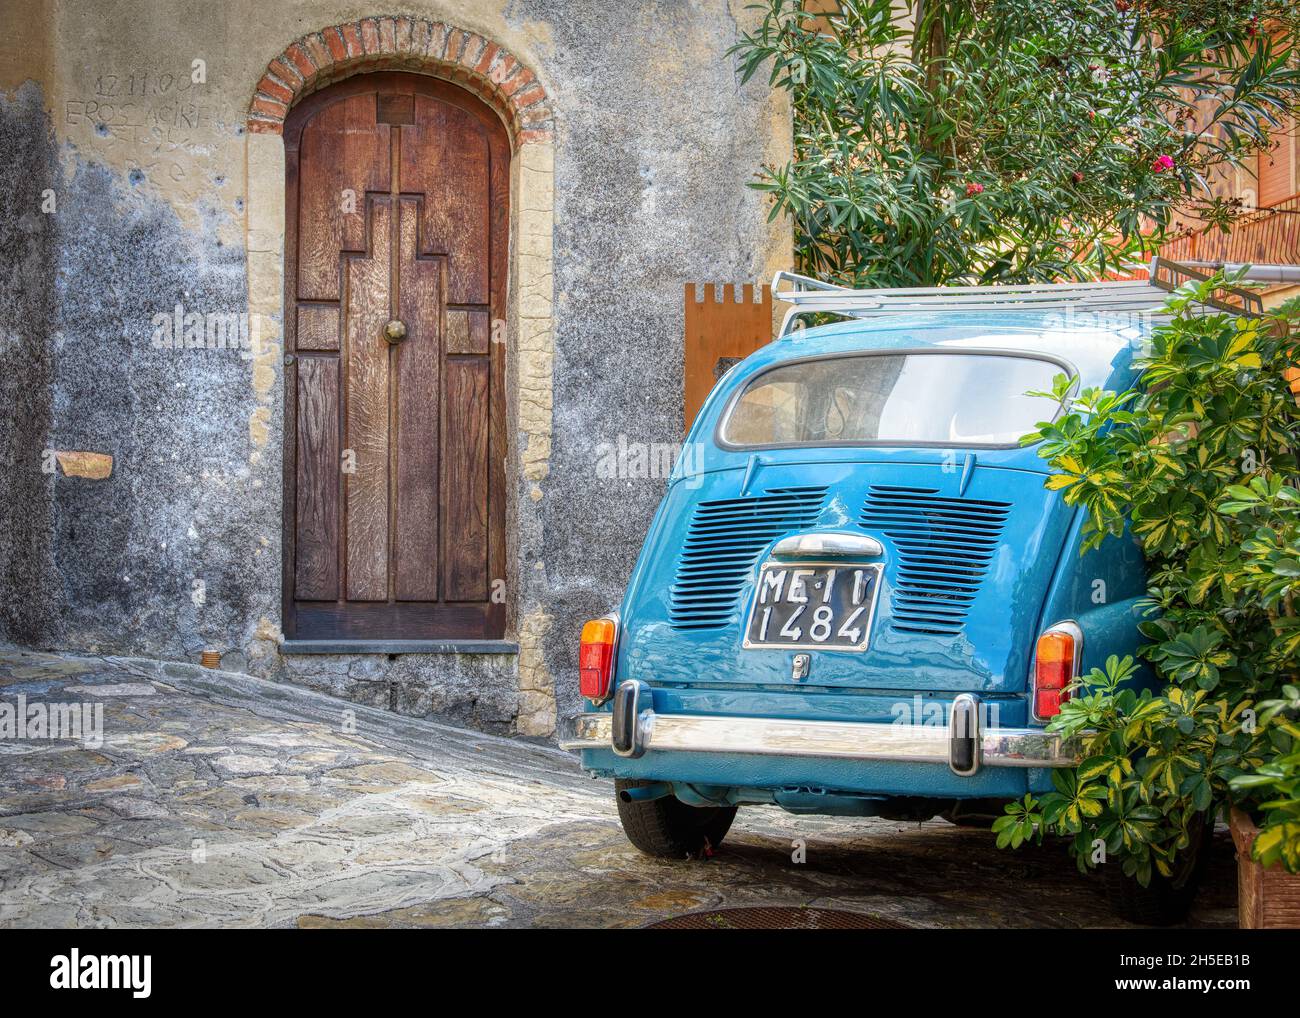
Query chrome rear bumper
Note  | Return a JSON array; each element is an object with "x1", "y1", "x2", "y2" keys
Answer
[{"x1": 561, "y1": 681, "x2": 1082, "y2": 777}]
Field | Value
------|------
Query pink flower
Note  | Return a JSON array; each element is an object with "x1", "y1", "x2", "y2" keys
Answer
[
  {"x1": 1152, "y1": 154, "x2": 1175, "y2": 173},
  {"x1": 965, "y1": 182, "x2": 984, "y2": 196}
]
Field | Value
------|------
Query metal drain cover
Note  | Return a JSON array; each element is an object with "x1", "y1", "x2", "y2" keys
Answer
[{"x1": 645, "y1": 906, "x2": 910, "y2": 930}]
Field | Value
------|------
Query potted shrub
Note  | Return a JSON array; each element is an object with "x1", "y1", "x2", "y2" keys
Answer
[
  {"x1": 1229, "y1": 686, "x2": 1300, "y2": 927},
  {"x1": 995, "y1": 275, "x2": 1300, "y2": 925}
]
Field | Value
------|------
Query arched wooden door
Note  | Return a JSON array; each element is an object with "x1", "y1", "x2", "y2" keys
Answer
[{"x1": 282, "y1": 72, "x2": 508, "y2": 641}]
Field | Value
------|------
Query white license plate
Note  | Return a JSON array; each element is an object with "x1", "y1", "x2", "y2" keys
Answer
[{"x1": 742, "y1": 562, "x2": 882, "y2": 651}]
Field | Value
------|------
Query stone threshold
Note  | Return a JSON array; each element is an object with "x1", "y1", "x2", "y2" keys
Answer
[{"x1": 279, "y1": 639, "x2": 520, "y2": 656}]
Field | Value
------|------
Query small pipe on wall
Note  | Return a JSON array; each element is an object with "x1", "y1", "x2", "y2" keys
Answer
[{"x1": 1180, "y1": 262, "x2": 1300, "y2": 284}]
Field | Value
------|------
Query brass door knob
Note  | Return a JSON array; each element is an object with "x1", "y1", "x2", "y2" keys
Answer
[{"x1": 383, "y1": 319, "x2": 407, "y2": 344}]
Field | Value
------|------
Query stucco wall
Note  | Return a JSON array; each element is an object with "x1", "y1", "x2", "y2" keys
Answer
[{"x1": 0, "y1": 0, "x2": 791, "y2": 738}]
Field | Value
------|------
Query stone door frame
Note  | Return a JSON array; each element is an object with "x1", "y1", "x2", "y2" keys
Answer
[{"x1": 240, "y1": 16, "x2": 560, "y2": 734}]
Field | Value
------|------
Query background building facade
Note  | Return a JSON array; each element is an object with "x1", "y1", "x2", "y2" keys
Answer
[{"x1": 0, "y1": 1, "x2": 792, "y2": 738}]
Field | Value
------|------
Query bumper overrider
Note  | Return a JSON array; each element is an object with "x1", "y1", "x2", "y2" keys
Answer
[{"x1": 562, "y1": 680, "x2": 1083, "y2": 777}]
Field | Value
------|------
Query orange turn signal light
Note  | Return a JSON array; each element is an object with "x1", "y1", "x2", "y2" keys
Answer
[
  {"x1": 579, "y1": 617, "x2": 617, "y2": 701},
  {"x1": 1033, "y1": 628, "x2": 1077, "y2": 720}
]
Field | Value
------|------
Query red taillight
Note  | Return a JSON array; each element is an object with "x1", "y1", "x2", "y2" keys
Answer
[
  {"x1": 579, "y1": 617, "x2": 617, "y2": 701},
  {"x1": 1033, "y1": 628, "x2": 1077, "y2": 719}
]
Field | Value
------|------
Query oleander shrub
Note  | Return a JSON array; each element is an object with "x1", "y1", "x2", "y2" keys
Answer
[{"x1": 732, "y1": 0, "x2": 1300, "y2": 286}]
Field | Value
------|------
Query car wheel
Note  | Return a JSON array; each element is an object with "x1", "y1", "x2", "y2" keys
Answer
[
  {"x1": 1102, "y1": 812, "x2": 1212, "y2": 926},
  {"x1": 615, "y1": 779, "x2": 737, "y2": 859}
]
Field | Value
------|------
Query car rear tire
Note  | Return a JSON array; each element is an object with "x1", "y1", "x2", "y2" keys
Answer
[
  {"x1": 1102, "y1": 812, "x2": 1212, "y2": 926},
  {"x1": 615, "y1": 779, "x2": 737, "y2": 859}
]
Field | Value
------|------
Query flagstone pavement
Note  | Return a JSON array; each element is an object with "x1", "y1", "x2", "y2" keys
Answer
[{"x1": 0, "y1": 646, "x2": 1238, "y2": 928}]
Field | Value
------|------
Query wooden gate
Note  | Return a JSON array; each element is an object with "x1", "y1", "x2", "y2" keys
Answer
[
  {"x1": 683, "y1": 282, "x2": 774, "y2": 432},
  {"x1": 282, "y1": 72, "x2": 508, "y2": 641}
]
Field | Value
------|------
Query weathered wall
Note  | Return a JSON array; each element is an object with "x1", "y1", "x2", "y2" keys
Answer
[
  {"x1": 0, "y1": 0, "x2": 791, "y2": 739},
  {"x1": 0, "y1": 80, "x2": 59, "y2": 648}
]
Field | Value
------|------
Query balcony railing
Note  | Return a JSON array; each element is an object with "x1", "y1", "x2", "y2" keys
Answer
[{"x1": 1160, "y1": 193, "x2": 1300, "y2": 267}]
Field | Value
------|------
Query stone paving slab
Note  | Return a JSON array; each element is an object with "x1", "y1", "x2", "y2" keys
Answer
[{"x1": 0, "y1": 647, "x2": 1238, "y2": 928}]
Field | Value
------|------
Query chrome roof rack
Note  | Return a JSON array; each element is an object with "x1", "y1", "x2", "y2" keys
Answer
[{"x1": 772, "y1": 257, "x2": 1263, "y2": 336}]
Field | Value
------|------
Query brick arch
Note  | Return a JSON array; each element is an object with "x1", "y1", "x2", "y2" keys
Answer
[{"x1": 247, "y1": 16, "x2": 553, "y2": 145}]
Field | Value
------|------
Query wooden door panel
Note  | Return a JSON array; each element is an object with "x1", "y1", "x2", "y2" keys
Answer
[
  {"x1": 394, "y1": 198, "x2": 442, "y2": 602},
  {"x1": 296, "y1": 304, "x2": 340, "y2": 351},
  {"x1": 442, "y1": 356, "x2": 490, "y2": 601},
  {"x1": 446, "y1": 309, "x2": 490, "y2": 354},
  {"x1": 297, "y1": 93, "x2": 391, "y2": 302},
  {"x1": 343, "y1": 198, "x2": 392, "y2": 601},
  {"x1": 294, "y1": 356, "x2": 340, "y2": 600},
  {"x1": 401, "y1": 95, "x2": 491, "y2": 305},
  {"x1": 284, "y1": 73, "x2": 509, "y2": 641}
]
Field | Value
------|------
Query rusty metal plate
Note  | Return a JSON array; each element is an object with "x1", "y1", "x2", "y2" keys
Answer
[{"x1": 644, "y1": 906, "x2": 911, "y2": 930}]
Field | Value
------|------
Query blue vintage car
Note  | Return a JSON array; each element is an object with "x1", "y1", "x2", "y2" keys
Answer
[{"x1": 565, "y1": 267, "x2": 1238, "y2": 922}]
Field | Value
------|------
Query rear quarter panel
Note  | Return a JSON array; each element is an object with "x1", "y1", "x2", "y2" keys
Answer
[{"x1": 1035, "y1": 506, "x2": 1156, "y2": 695}]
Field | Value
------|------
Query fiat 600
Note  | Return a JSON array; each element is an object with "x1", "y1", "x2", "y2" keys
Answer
[{"x1": 565, "y1": 271, "x2": 1189, "y2": 917}]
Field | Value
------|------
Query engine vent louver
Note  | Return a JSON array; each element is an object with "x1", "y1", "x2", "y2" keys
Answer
[
  {"x1": 669, "y1": 486, "x2": 828, "y2": 630},
  {"x1": 859, "y1": 485, "x2": 1010, "y2": 637}
]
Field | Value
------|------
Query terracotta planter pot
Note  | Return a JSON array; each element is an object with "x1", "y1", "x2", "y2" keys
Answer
[{"x1": 1230, "y1": 807, "x2": 1300, "y2": 928}]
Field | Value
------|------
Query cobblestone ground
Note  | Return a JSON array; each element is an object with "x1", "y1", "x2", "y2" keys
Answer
[{"x1": 0, "y1": 647, "x2": 1238, "y2": 928}]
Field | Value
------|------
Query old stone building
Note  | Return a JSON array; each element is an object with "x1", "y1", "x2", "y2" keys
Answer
[{"x1": 0, "y1": 2, "x2": 791, "y2": 737}]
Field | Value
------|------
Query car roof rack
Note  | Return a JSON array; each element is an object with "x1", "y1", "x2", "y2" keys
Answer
[{"x1": 772, "y1": 257, "x2": 1264, "y2": 336}]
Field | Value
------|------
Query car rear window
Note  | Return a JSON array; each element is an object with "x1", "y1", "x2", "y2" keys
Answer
[{"x1": 719, "y1": 351, "x2": 1068, "y2": 448}]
